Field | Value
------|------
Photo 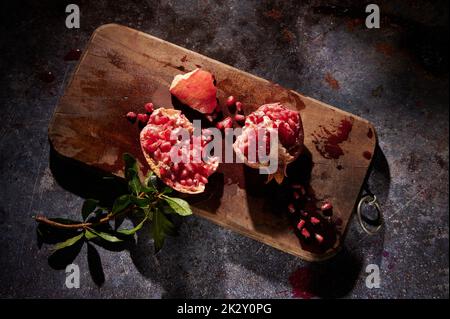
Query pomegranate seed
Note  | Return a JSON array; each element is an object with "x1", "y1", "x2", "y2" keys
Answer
[
  {"x1": 216, "y1": 121, "x2": 224, "y2": 130},
  {"x1": 301, "y1": 228, "x2": 310, "y2": 239},
  {"x1": 126, "y1": 111, "x2": 137, "y2": 122},
  {"x1": 160, "y1": 141, "x2": 172, "y2": 152},
  {"x1": 315, "y1": 233, "x2": 324, "y2": 243},
  {"x1": 215, "y1": 104, "x2": 222, "y2": 113},
  {"x1": 226, "y1": 95, "x2": 236, "y2": 107},
  {"x1": 321, "y1": 202, "x2": 333, "y2": 211},
  {"x1": 310, "y1": 216, "x2": 320, "y2": 225},
  {"x1": 159, "y1": 167, "x2": 167, "y2": 176},
  {"x1": 144, "y1": 102, "x2": 154, "y2": 114},
  {"x1": 236, "y1": 101, "x2": 243, "y2": 112},
  {"x1": 296, "y1": 219, "x2": 305, "y2": 230},
  {"x1": 234, "y1": 114, "x2": 245, "y2": 123},
  {"x1": 293, "y1": 191, "x2": 300, "y2": 200},
  {"x1": 288, "y1": 203, "x2": 296, "y2": 213},
  {"x1": 137, "y1": 113, "x2": 149, "y2": 124}
]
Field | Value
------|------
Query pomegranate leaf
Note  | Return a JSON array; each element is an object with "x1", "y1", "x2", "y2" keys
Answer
[
  {"x1": 87, "y1": 229, "x2": 123, "y2": 243},
  {"x1": 161, "y1": 195, "x2": 192, "y2": 216},
  {"x1": 53, "y1": 233, "x2": 84, "y2": 251},
  {"x1": 130, "y1": 196, "x2": 151, "y2": 208},
  {"x1": 128, "y1": 174, "x2": 142, "y2": 195},
  {"x1": 117, "y1": 217, "x2": 147, "y2": 236},
  {"x1": 84, "y1": 229, "x2": 98, "y2": 240},
  {"x1": 151, "y1": 209, "x2": 174, "y2": 253},
  {"x1": 123, "y1": 153, "x2": 138, "y2": 180},
  {"x1": 112, "y1": 194, "x2": 131, "y2": 214},
  {"x1": 81, "y1": 199, "x2": 99, "y2": 221}
]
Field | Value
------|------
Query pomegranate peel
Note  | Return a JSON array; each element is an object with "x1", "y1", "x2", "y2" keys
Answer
[{"x1": 169, "y1": 68, "x2": 218, "y2": 114}]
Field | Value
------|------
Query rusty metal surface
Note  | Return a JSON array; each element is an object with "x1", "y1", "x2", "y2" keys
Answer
[{"x1": 0, "y1": 0, "x2": 448, "y2": 298}]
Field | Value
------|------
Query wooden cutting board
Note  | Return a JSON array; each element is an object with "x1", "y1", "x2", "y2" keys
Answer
[{"x1": 49, "y1": 24, "x2": 376, "y2": 261}]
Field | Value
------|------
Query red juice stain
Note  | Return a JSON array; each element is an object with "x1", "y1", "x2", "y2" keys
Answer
[
  {"x1": 367, "y1": 128, "x2": 373, "y2": 139},
  {"x1": 325, "y1": 73, "x2": 340, "y2": 90},
  {"x1": 363, "y1": 151, "x2": 372, "y2": 160},
  {"x1": 39, "y1": 71, "x2": 55, "y2": 83},
  {"x1": 335, "y1": 217, "x2": 343, "y2": 226},
  {"x1": 64, "y1": 48, "x2": 82, "y2": 61},
  {"x1": 312, "y1": 117, "x2": 354, "y2": 159},
  {"x1": 180, "y1": 55, "x2": 188, "y2": 62},
  {"x1": 382, "y1": 251, "x2": 389, "y2": 258},
  {"x1": 288, "y1": 267, "x2": 315, "y2": 299}
]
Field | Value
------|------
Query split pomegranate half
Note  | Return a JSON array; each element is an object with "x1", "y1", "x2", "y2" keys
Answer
[
  {"x1": 233, "y1": 103, "x2": 304, "y2": 184},
  {"x1": 140, "y1": 108, "x2": 219, "y2": 194}
]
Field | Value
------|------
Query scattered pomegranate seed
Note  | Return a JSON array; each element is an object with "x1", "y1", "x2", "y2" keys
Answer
[
  {"x1": 292, "y1": 184, "x2": 306, "y2": 195},
  {"x1": 288, "y1": 203, "x2": 296, "y2": 213},
  {"x1": 234, "y1": 114, "x2": 245, "y2": 123},
  {"x1": 217, "y1": 117, "x2": 233, "y2": 130},
  {"x1": 300, "y1": 210, "x2": 308, "y2": 217},
  {"x1": 226, "y1": 95, "x2": 236, "y2": 107},
  {"x1": 126, "y1": 111, "x2": 137, "y2": 122},
  {"x1": 137, "y1": 113, "x2": 149, "y2": 124},
  {"x1": 301, "y1": 228, "x2": 310, "y2": 238},
  {"x1": 315, "y1": 233, "x2": 324, "y2": 243},
  {"x1": 236, "y1": 101, "x2": 243, "y2": 112},
  {"x1": 321, "y1": 202, "x2": 333, "y2": 211},
  {"x1": 144, "y1": 102, "x2": 154, "y2": 114},
  {"x1": 206, "y1": 113, "x2": 218, "y2": 123},
  {"x1": 296, "y1": 219, "x2": 305, "y2": 230},
  {"x1": 293, "y1": 191, "x2": 300, "y2": 200},
  {"x1": 310, "y1": 216, "x2": 320, "y2": 225}
]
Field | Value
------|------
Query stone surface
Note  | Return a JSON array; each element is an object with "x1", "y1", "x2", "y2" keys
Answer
[{"x1": 0, "y1": 0, "x2": 448, "y2": 298}]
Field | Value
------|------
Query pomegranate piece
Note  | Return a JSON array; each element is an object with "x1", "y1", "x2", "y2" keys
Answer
[
  {"x1": 140, "y1": 108, "x2": 219, "y2": 194},
  {"x1": 126, "y1": 111, "x2": 137, "y2": 122},
  {"x1": 169, "y1": 68, "x2": 218, "y2": 114},
  {"x1": 315, "y1": 233, "x2": 324, "y2": 243},
  {"x1": 310, "y1": 216, "x2": 320, "y2": 225},
  {"x1": 288, "y1": 203, "x2": 296, "y2": 214},
  {"x1": 226, "y1": 96, "x2": 236, "y2": 108},
  {"x1": 297, "y1": 219, "x2": 306, "y2": 230},
  {"x1": 301, "y1": 228, "x2": 310, "y2": 239},
  {"x1": 137, "y1": 113, "x2": 149, "y2": 124},
  {"x1": 235, "y1": 101, "x2": 243, "y2": 113},
  {"x1": 321, "y1": 202, "x2": 333, "y2": 212},
  {"x1": 144, "y1": 102, "x2": 154, "y2": 114},
  {"x1": 234, "y1": 114, "x2": 246, "y2": 123},
  {"x1": 233, "y1": 103, "x2": 304, "y2": 184},
  {"x1": 216, "y1": 117, "x2": 233, "y2": 130}
]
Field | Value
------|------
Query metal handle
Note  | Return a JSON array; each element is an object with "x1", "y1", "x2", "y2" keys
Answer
[{"x1": 357, "y1": 194, "x2": 383, "y2": 235}]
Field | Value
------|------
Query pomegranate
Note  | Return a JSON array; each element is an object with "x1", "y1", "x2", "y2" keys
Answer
[
  {"x1": 233, "y1": 103, "x2": 304, "y2": 184},
  {"x1": 126, "y1": 111, "x2": 137, "y2": 122},
  {"x1": 169, "y1": 68, "x2": 218, "y2": 114},
  {"x1": 144, "y1": 102, "x2": 154, "y2": 114},
  {"x1": 140, "y1": 108, "x2": 219, "y2": 194}
]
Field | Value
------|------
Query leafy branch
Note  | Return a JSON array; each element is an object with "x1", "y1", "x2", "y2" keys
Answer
[{"x1": 35, "y1": 153, "x2": 192, "y2": 253}]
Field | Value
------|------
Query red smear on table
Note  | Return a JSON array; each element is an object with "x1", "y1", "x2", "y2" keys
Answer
[
  {"x1": 289, "y1": 267, "x2": 315, "y2": 299},
  {"x1": 346, "y1": 18, "x2": 363, "y2": 31},
  {"x1": 325, "y1": 73, "x2": 340, "y2": 90},
  {"x1": 312, "y1": 118, "x2": 354, "y2": 159},
  {"x1": 382, "y1": 251, "x2": 390, "y2": 258},
  {"x1": 367, "y1": 128, "x2": 373, "y2": 139},
  {"x1": 264, "y1": 8, "x2": 283, "y2": 20},
  {"x1": 363, "y1": 151, "x2": 372, "y2": 160},
  {"x1": 180, "y1": 55, "x2": 188, "y2": 62},
  {"x1": 375, "y1": 43, "x2": 394, "y2": 57},
  {"x1": 64, "y1": 48, "x2": 82, "y2": 61}
]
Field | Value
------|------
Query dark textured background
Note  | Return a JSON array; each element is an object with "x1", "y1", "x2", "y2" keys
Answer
[{"x1": 0, "y1": 0, "x2": 448, "y2": 298}]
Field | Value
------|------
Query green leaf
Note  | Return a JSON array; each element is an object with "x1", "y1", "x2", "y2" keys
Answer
[
  {"x1": 151, "y1": 209, "x2": 174, "y2": 252},
  {"x1": 117, "y1": 217, "x2": 147, "y2": 235},
  {"x1": 161, "y1": 195, "x2": 192, "y2": 216},
  {"x1": 84, "y1": 229, "x2": 98, "y2": 240},
  {"x1": 123, "y1": 153, "x2": 138, "y2": 180},
  {"x1": 143, "y1": 171, "x2": 157, "y2": 193},
  {"x1": 112, "y1": 194, "x2": 131, "y2": 214},
  {"x1": 81, "y1": 199, "x2": 99, "y2": 220},
  {"x1": 53, "y1": 233, "x2": 84, "y2": 251},
  {"x1": 161, "y1": 186, "x2": 173, "y2": 195},
  {"x1": 88, "y1": 229, "x2": 123, "y2": 243},
  {"x1": 128, "y1": 173, "x2": 142, "y2": 195},
  {"x1": 130, "y1": 196, "x2": 151, "y2": 207}
]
